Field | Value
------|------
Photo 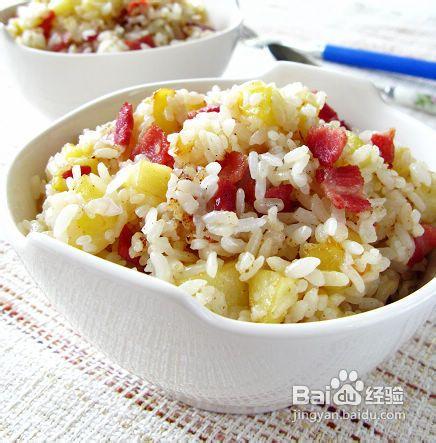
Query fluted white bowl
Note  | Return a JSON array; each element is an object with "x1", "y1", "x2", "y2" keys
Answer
[
  {"x1": 2, "y1": 62, "x2": 435, "y2": 413},
  {"x1": 0, "y1": 0, "x2": 241, "y2": 117}
]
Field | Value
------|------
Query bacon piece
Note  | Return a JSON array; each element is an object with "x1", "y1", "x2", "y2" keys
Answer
[
  {"x1": 218, "y1": 151, "x2": 248, "y2": 184},
  {"x1": 265, "y1": 184, "x2": 294, "y2": 211},
  {"x1": 316, "y1": 165, "x2": 371, "y2": 213},
  {"x1": 408, "y1": 224, "x2": 436, "y2": 267},
  {"x1": 316, "y1": 165, "x2": 364, "y2": 194},
  {"x1": 238, "y1": 168, "x2": 256, "y2": 205},
  {"x1": 319, "y1": 103, "x2": 350, "y2": 130},
  {"x1": 62, "y1": 165, "x2": 92, "y2": 179},
  {"x1": 319, "y1": 103, "x2": 338, "y2": 123},
  {"x1": 327, "y1": 193, "x2": 372, "y2": 213},
  {"x1": 84, "y1": 32, "x2": 98, "y2": 42},
  {"x1": 116, "y1": 8, "x2": 128, "y2": 25},
  {"x1": 118, "y1": 225, "x2": 142, "y2": 267},
  {"x1": 371, "y1": 129, "x2": 395, "y2": 167},
  {"x1": 126, "y1": 0, "x2": 148, "y2": 15},
  {"x1": 208, "y1": 179, "x2": 237, "y2": 212},
  {"x1": 125, "y1": 34, "x2": 155, "y2": 50},
  {"x1": 130, "y1": 123, "x2": 174, "y2": 167},
  {"x1": 48, "y1": 31, "x2": 71, "y2": 52},
  {"x1": 215, "y1": 155, "x2": 254, "y2": 208},
  {"x1": 306, "y1": 126, "x2": 347, "y2": 166},
  {"x1": 114, "y1": 102, "x2": 134, "y2": 146},
  {"x1": 187, "y1": 104, "x2": 220, "y2": 119},
  {"x1": 39, "y1": 10, "x2": 55, "y2": 39}
]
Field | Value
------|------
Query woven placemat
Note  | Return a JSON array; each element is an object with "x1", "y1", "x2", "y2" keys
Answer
[{"x1": 0, "y1": 239, "x2": 434, "y2": 441}]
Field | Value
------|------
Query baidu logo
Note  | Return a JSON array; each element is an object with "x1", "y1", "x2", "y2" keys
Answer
[{"x1": 292, "y1": 369, "x2": 403, "y2": 406}]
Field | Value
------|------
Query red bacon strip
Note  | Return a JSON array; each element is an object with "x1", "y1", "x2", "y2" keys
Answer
[
  {"x1": 316, "y1": 165, "x2": 371, "y2": 213},
  {"x1": 265, "y1": 184, "x2": 294, "y2": 211},
  {"x1": 208, "y1": 179, "x2": 237, "y2": 212},
  {"x1": 118, "y1": 225, "x2": 142, "y2": 267},
  {"x1": 371, "y1": 129, "x2": 395, "y2": 167},
  {"x1": 130, "y1": 123, "x2": 174, "y2": 167},
  {"x1": 319, "y1": 102, "x2": 350, "y2": 129},
  {"x1": 125, "y1": 34, "x2": 155, "y2": 50},
  {"x1": 218, "y1": 151, "x2": 248, "y2": 184},
  {"x1": 62, "y1": 165, "x2": 92, "y2": 179},
  {"x1": 40, "y1": 10, "x2": 55, "y2": 39},
  {"x1": 126, "y1": 0, "x2": 148, "y2": 16},
  {"x1": 48, "y1": 32, "x2": 71, "y2": 52},
  {"x1": 211, "y1": 153, "x2": 295, "y2": 212},
  {"x1": 114, "y1": 102, "x2": 134, "y2": 146},
  {"x1": 306, "y1": 126, "x2": 347, "y2": 166},
  {"x1": 408, "y1": 224, "x2": 436, "y2": 267},
  {"x1": 209, "y1": 152, "x2": 254, "y2": 211}
]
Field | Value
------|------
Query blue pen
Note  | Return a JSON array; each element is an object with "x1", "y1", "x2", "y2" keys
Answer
[
  {"x1": 241, "y1": 25, "x2": 436, "y2": 80},
  {"x1": 322, "y1": 44, "x2": 436, "y2": 80}
]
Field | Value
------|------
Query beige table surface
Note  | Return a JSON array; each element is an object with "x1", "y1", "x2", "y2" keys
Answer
[{"x1": 0, "y1": 0, "x2": 435, "y2": 440}]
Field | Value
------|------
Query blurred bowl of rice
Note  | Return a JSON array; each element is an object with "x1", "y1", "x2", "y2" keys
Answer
[
  {"x1": 0, "y1": 0, "x2": 241, "y2": 117},
  {"x1": 2, "y1": 62, "x2": 435, "y2": 414}
]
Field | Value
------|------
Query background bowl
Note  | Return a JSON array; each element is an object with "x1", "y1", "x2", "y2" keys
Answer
[
  {"x1": 2, "y1": 62, "x2": 435, "y2": 414},
  {"x1": 0, "y1": 0, "x2": 241, "y2": 117}
]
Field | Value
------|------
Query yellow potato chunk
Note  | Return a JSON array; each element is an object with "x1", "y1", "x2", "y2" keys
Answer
[
  {"x1": 300, "y1": 239, "x2": 345, "y2": 272},
  {"x1": 153, "y1": 88, "x2": 180, "y2": 134},
  {"x1": 79, "y1": 0, "x2": 124, "y2": 17},
  {"x1": 68, "y1": 212, "x2": 118, "y2": 253},
  {"x1": 126, "y1": 160, "x2": 171, "y2": 205},
  {"x1": 248, "y1": 270, "x2": 297, "y2": 323},
  {"x1": 179, "y1": 262, "x2": 249, "y2": 310},
  {"x1": 52, "y1": 176, "x2": 68, "y2": 192},
  {"x1": 73, "y1": 175, "x2": 104, "y2": 202},
  {"x1": 63, "y1": 142, "x2": 94, "y2": 160},
  {"x1": 67, "y1": 175, "x2": 119, "y2": 253},
  {"x1": 49, "y1": 0, "x2": 75, "y2": 16},
  {"x1": 240, "y1": 81, "x2": 284, "y2": 127}
]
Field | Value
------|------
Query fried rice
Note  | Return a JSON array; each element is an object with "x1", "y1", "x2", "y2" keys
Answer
[
  {"x1": 7, "y1": 0, "x2": 212, "y2": 53},
  {"x1": 23, "y1": 80, "x2": 436, "y2": 323}
]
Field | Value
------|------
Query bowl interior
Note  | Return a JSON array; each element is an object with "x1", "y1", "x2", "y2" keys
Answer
[
  {"x1": 6, "y1": 63, "x2": 436, "y2": 227},
  {"x1": 5, "y1": 79, "x2": 235, "y2": 225}
]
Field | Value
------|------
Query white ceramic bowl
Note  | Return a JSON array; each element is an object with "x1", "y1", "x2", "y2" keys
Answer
[
  {"x1": 0, "y1": 0, "x2": 241, "y2": 117},
  {"x1": 2, "y1": 62, "x2": 436, "y2": 414}
]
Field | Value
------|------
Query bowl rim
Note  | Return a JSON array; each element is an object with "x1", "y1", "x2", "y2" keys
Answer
[
  {"x1": 0, "y1": 0, "x2": 243, "y2": 58},
  {"x1": 2, "y1": 61, "x2": 436, "y2": 338}
]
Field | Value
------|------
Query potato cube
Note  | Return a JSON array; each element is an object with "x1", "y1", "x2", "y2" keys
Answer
[
  {"x1": 126, "y1": 160, "x2": 171, "y2": 204},
  {"x1": 68, "y1": 212, "x2": 118, "y2": 253},
  {"x1": 73, "y1": 175, "x2": 104, "y2": 202},
  {"x1": 179, "y1": 261, "x2": 249, "y2": 310},
  {"x1": 300, "y1": 239, "x2": 344, "y2": 272},
  {"x1": 49, "y1": 0, "x2": 75, "y2": 17},
  {"x1": 248, "y1": 270, "x2": 297, "y2": 323}
]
